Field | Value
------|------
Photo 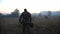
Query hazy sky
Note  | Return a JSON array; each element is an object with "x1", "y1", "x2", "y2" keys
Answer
[{"x1": 0, "y1": 0, "x2": 60, "y2": 14}]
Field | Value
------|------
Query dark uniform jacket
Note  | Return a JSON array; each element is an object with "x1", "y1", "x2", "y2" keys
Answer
[{"x1": 19, "y1": 11, "x2": 33, "y2": 27}]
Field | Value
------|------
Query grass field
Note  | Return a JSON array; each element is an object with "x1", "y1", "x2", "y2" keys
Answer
[{"x1": 1, "y1": 16, "x2": 60, "y2": 34}]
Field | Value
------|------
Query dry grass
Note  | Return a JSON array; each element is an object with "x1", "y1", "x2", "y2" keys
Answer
[{"x1": 1, "y1": 16, "x2": 60, "y2": 34}]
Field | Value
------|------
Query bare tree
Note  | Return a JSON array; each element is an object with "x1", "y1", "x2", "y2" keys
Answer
[
  {"x1": 47, "y1": 11, "x2": 51, "y2": 16},
  {"x1": 11, "y1": 9, "x2": 20, "y2": 17}
]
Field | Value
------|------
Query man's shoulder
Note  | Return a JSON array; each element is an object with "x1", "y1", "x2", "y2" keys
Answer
[
  {"x1": 27, "y1": 12, "x2": 31, "y2": 14},
  {"x1": 22, "y1": 12, "x2": 31, "y2": 15},
  {"x1": 21, "y1": 12, "x2": 25, "y2": 14}
]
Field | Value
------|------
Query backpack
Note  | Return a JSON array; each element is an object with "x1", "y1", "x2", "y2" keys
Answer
[
  {"x1": 22, "y1": 12, "x2": 30, "y2": 23},
  {"x1": 23, "y1": 12, "x2": 30, "y2": 19},
  {"x1": 23, "y1": 12, "x2": 33, "y2": 28}
]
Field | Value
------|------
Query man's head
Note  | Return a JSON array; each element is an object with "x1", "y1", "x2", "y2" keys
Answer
[{"x1": 24, "y1": 9, "x2": 27, "y2": 12}]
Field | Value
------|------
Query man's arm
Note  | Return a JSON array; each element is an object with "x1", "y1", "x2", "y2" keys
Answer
[
  {"x1": 29, "y1": 13, "x2": 31, "y2": 23},
  {"x1": 19, "y1": 13, "x2": 23, "y2": 24},
  {"x1": 29, "y1": 13, "x2": 33, "y2": 28}
]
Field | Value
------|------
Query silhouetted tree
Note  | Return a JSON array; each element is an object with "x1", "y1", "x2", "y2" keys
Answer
[
  {"x1": 38, "y1": 13, "x2": 42, "y2": 16},
  {"x1": 0, "y1": 13, "x2": 2, "y2": 17},
  {"x1": 11, "y1": 9, "x2": 19, "y2": 17},
  {"x1": 47, "y1": 11, "x2": 51, "y2": 16}
]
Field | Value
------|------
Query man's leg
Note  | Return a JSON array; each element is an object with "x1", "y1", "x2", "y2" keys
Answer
[
  {"x1": 23, "y1": 24, "x2": 26, "y2": 34},
  {"x1": 27, "y1": 25, "x2": 31, "y2": 34}
]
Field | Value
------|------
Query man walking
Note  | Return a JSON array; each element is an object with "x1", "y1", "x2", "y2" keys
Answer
[{"x1": 19, "y1": 9, "x2": 32, "y2": 34}]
